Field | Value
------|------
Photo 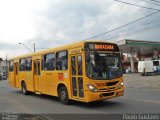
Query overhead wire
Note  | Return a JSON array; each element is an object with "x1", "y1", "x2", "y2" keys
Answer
[
  {"x1": 104, "y1": 21, "x2": 160, "y2": 41},
  {"x1": 114, "y1": 0, "x2": 160, "y2": 11},
  {"x1": 84, "y1": 10, "x2": 160, "y2": 40},
  {"x1": 149, "y1": 0, "x2": 160, "y2": 4},
  {"x1": 139, "y1": 0, "x2": 160, "y2": 6}
]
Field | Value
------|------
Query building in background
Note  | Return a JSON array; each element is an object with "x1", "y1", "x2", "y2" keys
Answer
[
  {"x1": 0, "y1": 59, "x2": 9, "y2": 77},
  {"x1": 116, "y1": 39, "x2": 160, "y2": 73}
]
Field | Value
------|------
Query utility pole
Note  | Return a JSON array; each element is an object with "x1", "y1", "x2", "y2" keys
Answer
[
  {"x1": 5, "y1": 54, "x2": 8, "y2": 76},
  {"x1": 33, "y1": 43, "x2": 36, "y2": 52}
]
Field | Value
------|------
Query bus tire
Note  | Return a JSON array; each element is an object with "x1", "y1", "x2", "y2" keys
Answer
[
  {"x1": 21, "y1": 82, "x2": 29, "y2": 95},
  {"x1": 58, "y1": 86, "x2": 70, "y2": 105}
]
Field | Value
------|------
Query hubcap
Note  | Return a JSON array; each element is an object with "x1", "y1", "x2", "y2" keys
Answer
[{"x1": 61, "y1": 91, "x2": 67, "y2": 101}]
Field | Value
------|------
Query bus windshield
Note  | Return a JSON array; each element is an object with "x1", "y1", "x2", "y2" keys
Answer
[{"x1": 86, "y1": 52, "x2": 122, "y2": 80}]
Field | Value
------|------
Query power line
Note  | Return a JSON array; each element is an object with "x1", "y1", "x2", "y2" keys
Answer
[
  {"x1": 107, "y1": 25, "x2": 160, "y2": 41},
  {"x1": 106, "y1": 22, "x2": 159, "y2": 40},
  {"x1": 84, "y1": 10, "x2": 160, "y2": 40},
  {"x1": 139, "y1": 0, "x2": 160, "y2": 7},
  {"x1": 114, "y1": 0, "x2": 160, "y2": 11},
  {"x1": 105, "y1": 21, "x2": 160, "y2": 41},
  {"x1": 149, "y1": 0, "x2": 160, "y2": 4}
]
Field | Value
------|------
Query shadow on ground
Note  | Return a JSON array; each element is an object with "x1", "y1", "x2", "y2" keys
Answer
[{"x1": 14, "y1": 90, "x2": 123, "y2": 109}]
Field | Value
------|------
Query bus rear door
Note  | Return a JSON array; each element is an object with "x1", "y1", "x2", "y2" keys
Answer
[{"x1": 33, "y1": 59, "x2": 41, "y2": 92}]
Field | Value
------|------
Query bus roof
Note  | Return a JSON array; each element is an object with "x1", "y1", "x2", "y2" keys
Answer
[{"x1": 9, "y1": 40, "x2": 117, "y2": 60}]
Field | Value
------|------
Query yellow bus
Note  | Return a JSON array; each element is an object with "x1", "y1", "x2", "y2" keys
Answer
[{"x1": 8, "y1": 41, "x2": 124, "y2": 104}]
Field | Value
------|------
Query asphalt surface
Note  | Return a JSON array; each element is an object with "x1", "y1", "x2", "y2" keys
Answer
[{"x1": 0, "y1": 74, "x2": 160, "y2": 119}]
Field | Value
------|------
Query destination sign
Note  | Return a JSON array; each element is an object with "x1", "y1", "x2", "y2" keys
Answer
[
  {"x1": 95, "y1": 44, "x2": 114, "y2": 50},
  {"x1": 84, "y1": 42, "x2": 119, "y2": 52}
]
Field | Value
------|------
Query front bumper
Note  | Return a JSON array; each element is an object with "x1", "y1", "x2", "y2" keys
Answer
[{"x1": 85, "y1": 87, "x2": 124, "y2": 102}]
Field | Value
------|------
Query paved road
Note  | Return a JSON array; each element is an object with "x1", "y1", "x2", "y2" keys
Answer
[
  {"x1": 124, "y1": 73, "x2": 160, "y2": 90},
  {"x1": 0, "y1": 74, "x2": 160, "y2": 119}
]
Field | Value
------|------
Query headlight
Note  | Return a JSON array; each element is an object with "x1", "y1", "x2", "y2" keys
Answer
[
  {"x1": 87, "y1": 84, "x2": 98, "y2": 92},
  {"x1": 118, "y1": 82, "x2": 124, "y2": 89}
]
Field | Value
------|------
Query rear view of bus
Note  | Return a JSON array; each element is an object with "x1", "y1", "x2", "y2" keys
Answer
[{"x1": 83, "y1": 42, "x2": 124, "y2": 102}]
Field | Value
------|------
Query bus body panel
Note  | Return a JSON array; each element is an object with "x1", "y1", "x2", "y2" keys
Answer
[{"x1": 8, "y1": 72, "x2": 15, "y2": 87}]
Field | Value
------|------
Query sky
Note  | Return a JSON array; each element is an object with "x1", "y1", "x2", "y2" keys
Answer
[{"x1": 0, "y1": 0, "x2": 160, "y2": 59}]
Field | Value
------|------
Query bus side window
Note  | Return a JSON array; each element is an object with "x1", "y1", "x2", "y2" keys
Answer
[
  {"x1": 19, "y1": 58, "x2": 26, "y2": 71},
  {"x1": 38, "y1": 62, "x2": 41, "y2": 75},
  {"x1": 26, "y1": 57, "x2": 32, "y2": 71},
  {"x1": 43, "y1": 53, "x2": 56, "y2": 71},
  {"x1": 34, "y1": 62, "x2": 37, "y2": 74},
  {"x1": 9, "y1": 61, "x2": 14, "y2": 72},
  {"x1": 77, "y1": 56, "x2": 82, "y2": 75},
  {"x1": 56, "y1": 51, "x2": 68, "y2": 70},
  {"x1": 71, "y1": 56, "x2": 76, "y2": 75}
]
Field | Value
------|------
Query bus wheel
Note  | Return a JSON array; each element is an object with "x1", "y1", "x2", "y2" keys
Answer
[
  {"x1": 21, "y1": 82, "x2": 28, "y2": 95},
  {"x1": 58, "y1": 86, "x2": 70, "y2": 105}
]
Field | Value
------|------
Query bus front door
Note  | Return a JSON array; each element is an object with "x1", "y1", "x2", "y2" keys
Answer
[
  {"x1": 71, "y1": 55, "x2": 84, "y2": 100},
  {"x1": 34, "y1": 60, "x2": 41, "y2": 92}
]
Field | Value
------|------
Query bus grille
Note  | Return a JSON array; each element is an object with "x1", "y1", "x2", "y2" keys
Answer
[
  {"x1": 106, "y1": 81, "x2": 119, "y2": 86},
  {"x1": 102, "y1": 92, "x2": 115, "y2": 97},
  {"x1": 99, "y1": 87, "x2": 116, "y2": 92}
]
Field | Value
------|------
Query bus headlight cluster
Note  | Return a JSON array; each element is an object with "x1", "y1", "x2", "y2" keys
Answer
[
  {"x1": 87, "y1": 84, "x2": 98, "y2": 92},
  {"x1": 118, "y1": 82, "x2": 124, "y2": 89}
]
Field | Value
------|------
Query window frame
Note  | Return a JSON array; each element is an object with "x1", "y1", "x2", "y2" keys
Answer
[
  {"x1": 85, "y1": 52, "x2": 123, "y2": 80},
  {"x1": 9, "y1": 60, "x2": 14, "y2": 72},
  {"x1": 26, "y1": 57, "x2": 32, "y2": 71},
  {"x1": 77, "y1": 55, "x2": 83, "y2": 75},
  {"x1": 19, "y1": 58, "x2": 26, "y2": 71},
  {"x1": 56, "y1": 50, "x2": 68, "y2": 71},
  {"x1": 71, "y1": 56, "x2": 76, "y2": 75},
  {"x1": 42, "y1": 53, "x2": 56, "y2": 71}
]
